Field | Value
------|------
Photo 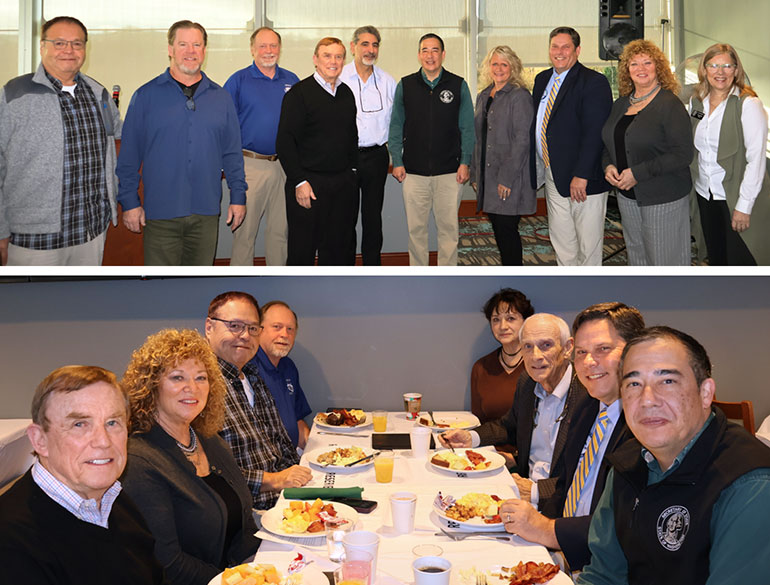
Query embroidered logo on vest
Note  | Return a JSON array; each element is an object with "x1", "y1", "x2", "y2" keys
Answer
[
  {"x1": 656, "y1": 505, "x2": 690, "y2": 551},
  {"x1": 439, "y1": 90, "x2": 454, "y2": 104}
]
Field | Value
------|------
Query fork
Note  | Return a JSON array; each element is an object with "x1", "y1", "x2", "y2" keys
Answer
[{"x1": 476, "y1": 573, "x2": 488, "y2": 585}]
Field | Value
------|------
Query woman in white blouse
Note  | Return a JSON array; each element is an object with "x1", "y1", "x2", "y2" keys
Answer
[{"x1": 690, "y1": 43, "x2": 770, "y2": 265}]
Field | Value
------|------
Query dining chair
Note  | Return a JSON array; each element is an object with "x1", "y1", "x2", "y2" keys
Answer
[{"x1": 713, "y1": 399, "x2": 756, "y2": 435}]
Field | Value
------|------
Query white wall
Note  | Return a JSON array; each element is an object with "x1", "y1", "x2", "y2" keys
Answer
[{"x1": 1, "y1": 275, "x2": 768, "y2": 428}]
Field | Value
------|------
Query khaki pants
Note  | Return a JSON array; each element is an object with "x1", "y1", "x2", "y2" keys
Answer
[
  {"x1": 7, "y1": 231, "x2": 106, "y2": 266},
  {"x1": 544, "y1": 167, "x2": 607, "y2": 266},
  {"x1": 402, "y1": 172, "x2": 462, "y2": 266},
  {"x1": 230, "y1": 156, "x2": 287, "y2": 266}
]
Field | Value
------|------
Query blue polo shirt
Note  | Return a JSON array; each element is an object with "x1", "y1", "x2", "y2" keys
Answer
[
  {"x1": 117, "y1": 69, "x2": 246, "y2": 218},
  {"x1": 224, "y1": 63, "x2": 299, "y2": 155},
  {"x1": 250, "y1": 347, "x2": 312, "y2": 447}
]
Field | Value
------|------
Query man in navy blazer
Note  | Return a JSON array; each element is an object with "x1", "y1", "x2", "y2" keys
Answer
[
  {"x1": 499, "y1": 302, "x2": 645, "y2": 572},
  {"x1": 530, "y1": 27, "x2": 612, "y2": 266}
]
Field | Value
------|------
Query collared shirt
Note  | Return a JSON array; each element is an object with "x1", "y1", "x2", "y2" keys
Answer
[
  {"x1": 31, "y1": 460, "x2": 121, "y2": 528},
  {"x1": 117, "y1": 69, "x2": 246, "y2": 219},
  {"x1": 251, "y1": 347, "x2": 312, "y2": 447},
  {"x1": 692, "y1": 87, "x2": 768, "y2": 214},
  {"x1": 572, "y1": 399, "x2": 622, "y2": 517},
  {"x1": 528, "y1": 364, "x2": 573, "y2": 481},
  {"x1": 313, "y1": 71, "x2": 339, "y2": 96},
  {"x1": 577, "y1": 411, "x2": 770, "y2": 585},
  {"x1": 12, "y1": 70, "x2": 109, "y2": 250},
  {"x1": 217, "y1": 357, "x2": 300, "y2": 509},
  {"x1": 388, "y1": 67, "x2": 475, "y2": 168},
  {"x1": 224, "y1": 63, "x2": 299, "y2": 155},
  {"x1": 535, "y1": 67, "x2": 571, "y2": 161},
  {"x1": 339, "y1": 62, "x2": 396, "y2": 147}
]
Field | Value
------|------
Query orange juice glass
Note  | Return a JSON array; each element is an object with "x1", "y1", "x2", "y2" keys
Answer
[
  {"x1": 374, "y1": 451, "x2": 394, "y2": 483},
  {"x1": 372, "y1": 410, "x2": 387, "y2": 432}
]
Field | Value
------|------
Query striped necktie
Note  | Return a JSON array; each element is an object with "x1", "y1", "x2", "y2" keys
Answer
[
  {"x1": 563, "y1": 409, "x2": 610, "y2": 518},
  {"x1": 540, "y1": 76, "x2": 562, "y2": 168}
]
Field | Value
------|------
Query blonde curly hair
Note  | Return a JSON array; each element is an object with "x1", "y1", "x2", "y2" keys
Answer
[
  {"x1": 617, "y1": 39, "x2": 679, "y2": 97},
  {"x1": 122, "y1": 329, "x2": 227, "y2": 437},
  {"x1": 478, "y1": 45, "x2": 526, "y2": 91}
]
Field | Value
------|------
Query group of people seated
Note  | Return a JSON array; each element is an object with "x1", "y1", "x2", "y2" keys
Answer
[{"x1": 1, "y1": 288, "x2": 768, "y2": 585}]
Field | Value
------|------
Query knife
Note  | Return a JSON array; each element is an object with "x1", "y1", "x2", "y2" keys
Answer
[
  {"x1": 344, "y1": 452, "x2": 378, "y2": 467},
  {"x1": 318, "y1": 431, "x2": 370, "y2": 438}
]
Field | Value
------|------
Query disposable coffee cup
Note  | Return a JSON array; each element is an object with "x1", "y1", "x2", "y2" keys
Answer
[
  {"x1": 413, "y1": 556, "x2": 451, "y2": 585},
  {"x1": 403, "y1": 393, "x2": 422, "y2": 420},
  {"x1": 390, "y1": 491, "x2": 417, "y2": 534},
  {"x1": 409, "y1": 426, "x2": 432, "y2": 458}
]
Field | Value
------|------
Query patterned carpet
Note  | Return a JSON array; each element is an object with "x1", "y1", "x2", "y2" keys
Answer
[{"x1": 458, "y1": 203, "x2": 628, "y2": 266}]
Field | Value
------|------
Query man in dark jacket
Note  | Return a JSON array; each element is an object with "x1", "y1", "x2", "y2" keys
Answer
[{"x1": 530, "y1": 26, "x2": 612, "y2": 266}]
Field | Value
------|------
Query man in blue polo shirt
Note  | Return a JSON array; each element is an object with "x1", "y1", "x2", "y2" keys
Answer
[
  {"x1": 117, "y1": 20, "x2": 246, "y2": 266},
  {"x1": 225, "y1": 28, "x2": 299, "y2": 266},
  {"x1": 249, "y1": 300, "x2": 312, "y2": 449}
]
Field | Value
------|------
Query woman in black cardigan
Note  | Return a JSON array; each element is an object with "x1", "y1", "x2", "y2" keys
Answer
[
  {"x1": 601, "y1": 39, "x2": 693, "y2": 265},
  {"x1": 122, "y1": 329, "x2": 259, "y2": 585}
]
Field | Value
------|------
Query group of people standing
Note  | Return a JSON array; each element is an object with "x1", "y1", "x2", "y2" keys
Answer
[{"x1": 0, "y1": 17, "x2": 767, "y2": 266}]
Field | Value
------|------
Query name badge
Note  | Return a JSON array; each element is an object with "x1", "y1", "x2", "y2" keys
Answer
[{"x1": 691, "y1": 110, "x2": 705, "y2": 120}]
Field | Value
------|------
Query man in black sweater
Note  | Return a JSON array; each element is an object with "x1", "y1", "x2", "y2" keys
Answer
[
  {"x1": 0, "y1": 365, "x2": 164, "y2": 584},
  {"x1": 276, "y1": 37, "x2": 358, "y2": 265}
]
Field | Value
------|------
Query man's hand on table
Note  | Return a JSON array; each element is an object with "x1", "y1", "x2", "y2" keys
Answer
[
  {"x1": 512, "y1": 473, "x2": 535, "y2": 502},
  {"x1": 499, "y1": 499, "x2": 558, "y2": 548},
  {"x1": 261, "y1": 464, "x2": 312, "y2": 491},
  {"x1": 437, "y1": 429, "x2": 472, "y2": 448}
]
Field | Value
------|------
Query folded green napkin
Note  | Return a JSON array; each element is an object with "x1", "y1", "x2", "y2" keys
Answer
[{"x1": 282, "y1": 487, "x2": 363, "y2": 500}]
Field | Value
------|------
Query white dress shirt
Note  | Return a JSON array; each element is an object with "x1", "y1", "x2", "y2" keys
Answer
[
  {"x1": 339, "y1": 62, "x2": 396, "y2": 147},
  {"x1": 313, "y1": 71, "x2": 339, "y2": 96},
  {"x1": 692, "y1": 87, "x2": 768, "y2": 214},
  {"x1": 535, "y1": 68, "x2": 571, "y2": 161}
]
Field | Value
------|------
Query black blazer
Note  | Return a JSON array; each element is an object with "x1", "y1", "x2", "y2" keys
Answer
[
  {"x1": 601, "y1": 88, "x2": 693, "y2": 206},
  {"x1": 476, "y1": 369, "x2": 598, "y2": 512},
  {"x1": 529, "y1": 62, "x2": 612, "y2": 197},
  {"x1": 123, "y1": 425, "x2": 260, "y2": 585},
  {"x1": 552, "y1": 414, "x2": 634, "y2": 571}
]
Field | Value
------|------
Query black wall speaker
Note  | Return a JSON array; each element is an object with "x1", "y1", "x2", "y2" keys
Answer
[{"x1": 599, "y1": 0, "x2": 644, "y2": 60}]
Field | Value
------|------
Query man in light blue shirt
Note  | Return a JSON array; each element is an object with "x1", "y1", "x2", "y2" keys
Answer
[
  {"x1": 499, "y1": 302, "x2": 645, "y2": 571},
  {"x1": 339, "y1": 26, "x2": 396, "y2": 265}
]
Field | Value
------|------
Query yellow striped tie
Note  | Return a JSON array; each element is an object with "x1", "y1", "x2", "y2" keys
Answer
[
  {"x1": 540, "y1": 77, "x2": 562, "y2": 168},
  {"x1": 563, "y1": 409, "x2": 610, "y2": 518}
]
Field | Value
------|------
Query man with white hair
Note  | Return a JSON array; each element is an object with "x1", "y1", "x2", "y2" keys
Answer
[
  {"x1": 441, "y1": 312, "x2": 597, "y2": 512},
  {"x1": 248, "y1": 300, "x2": 312, "y2": 449}
]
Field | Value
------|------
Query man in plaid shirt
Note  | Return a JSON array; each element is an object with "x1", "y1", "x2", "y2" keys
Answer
[
  {"x1": 205, "y1": 291, "x2": 312, "y2": 509},
  {"x1": 0, "y1": 16, "x2": 121, "y2": 266}
]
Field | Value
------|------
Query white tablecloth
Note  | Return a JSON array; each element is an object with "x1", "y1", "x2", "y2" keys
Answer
[
  {"x1": 0, "y1": 419, "x2": 34, "y2": 488},
  {"x1": 257, "y1": 411, "x2": 571, "y2": 585}
]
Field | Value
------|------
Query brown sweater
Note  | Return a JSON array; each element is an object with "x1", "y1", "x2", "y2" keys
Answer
[{"x1": 470, "y1": 348, "x2": 524, "y2": 454}]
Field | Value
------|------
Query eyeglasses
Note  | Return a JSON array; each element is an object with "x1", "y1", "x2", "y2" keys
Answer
[
  {"x1": 705, "y1": 63, "x2": 736, "y2": 71},
  {"x1": 208, "y1": 317, "x2": 262, "y2": 336},
  {"x1": 42, "y1": 39, "x2": 86, "y2": 50},
  {"x1": 357, "y1": 77, "x2": 383, "y2": 113}
]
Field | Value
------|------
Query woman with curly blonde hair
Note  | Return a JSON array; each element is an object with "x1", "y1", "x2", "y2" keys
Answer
[
  {"x1": 122, "y1": 329, "x2": 259, "y2": 585},
  {"x1": 601, "y1": 39, "x2": 693, "y2": 265},
  {"x1": 470, "y1": 45, "x2": 535, "y2": 264},
  {"x1": 689, "y1": 43, "x2": 770, "y2": 265}
]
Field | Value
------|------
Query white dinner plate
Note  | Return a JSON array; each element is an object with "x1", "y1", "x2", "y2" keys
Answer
[
  {"x1": 207, "y1": 551, "x2": 330, "y2": 585},
  {"x1": 313, "y1": 411, "x2": 372, "y2": 430},
  {"x1": 433, "y1": 494, "x2": 505, "y2": 531},
  {"x1": 305, "y1": 446, "x2": 375, "y2": 472},
  {"x1": 429, "y1": 449, "x2": 506, "y2": 476},
  {"x1": 417, "y1": 412, "x2": 480, "y2": 431},
  {"x1": 261, "y1": 500, "x2": 359, "y2": 539}
]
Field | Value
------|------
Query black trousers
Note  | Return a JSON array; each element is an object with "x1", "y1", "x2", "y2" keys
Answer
[
  {"x1": 488, "y1": 212, "x2": 523, "y2": 266},
  {"x1": 286, "y1": 169, "x2": 358, "y2": 266},
  {"x1": 696, "y1": 192, "x2": 755, "y2": 266},
  {"x1": 353, "y1": 145, "x2": 390, "y2": 265}
]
